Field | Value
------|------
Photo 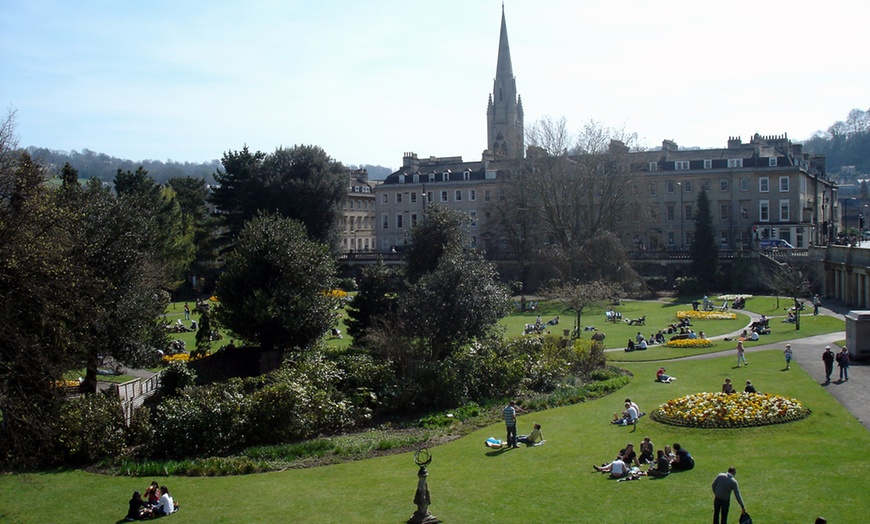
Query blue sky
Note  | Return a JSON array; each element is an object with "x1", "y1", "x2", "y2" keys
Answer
[{"x1": 2, "y1": 0, "x2": 867, "y2": 170}]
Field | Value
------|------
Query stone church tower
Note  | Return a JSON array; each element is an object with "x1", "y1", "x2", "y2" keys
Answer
[{"x1": 486, "y1": 6, "x2": 524, "y2": 159}]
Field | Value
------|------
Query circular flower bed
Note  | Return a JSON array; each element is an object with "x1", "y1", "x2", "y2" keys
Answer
[
  {"x1": 651, "y1": 392, "x2": 810, "y2": 428},
  {"x1": 677, "y1": 310, "x2": 737, "y2": 320},
  {"x1": 666, "y1": 338, "x2": 714, "y2": 348}
]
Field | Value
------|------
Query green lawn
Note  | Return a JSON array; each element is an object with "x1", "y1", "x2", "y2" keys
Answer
[{"x1": 2, "y1": 350, "x2": 866, "y2": 523}]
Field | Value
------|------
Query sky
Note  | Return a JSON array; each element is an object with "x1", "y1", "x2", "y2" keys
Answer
[{"x1": 2, "y1": 0, "x2": 868, "y2": 171}]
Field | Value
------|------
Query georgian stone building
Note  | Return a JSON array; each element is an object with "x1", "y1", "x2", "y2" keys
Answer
[
  {"x1": 630, "y1": 134, "x2": 833, "y2": 251},
  {"x1": 341, "y1": 169, "x2": 377, "y2": 253},
  {"x1": 373, "y1": 7, "x2": 834, "y2": 257}
]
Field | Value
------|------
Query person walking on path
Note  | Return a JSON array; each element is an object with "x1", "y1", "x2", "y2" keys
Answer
[
  {"x1": 712, "y1": 466, "x2": 746, "y2": 524},
  {"x1": 183, "y1": 303, "x2": 191, "y2": 320},
  {"x1": 837, "y1": 347, "x2": 850, "y2": 381},
  {"x1": 783, "y1": 344, "x2": 793, "y2": 370},
  {"x1": 503, "y1": 401, "x2": 521, "y2": 448},
  {"x1": 813, "y1": 294, "x2": 821, "y2": 316},
  {"x1": 736, "y1": 341, "x2": 748, "y2": 367},
  {"x1": 822, "y1": 346, "x2": 835, "y2": 383}
]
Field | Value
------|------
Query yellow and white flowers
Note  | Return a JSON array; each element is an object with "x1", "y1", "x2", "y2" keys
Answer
[
  {"x1": 677, "y1": 310, "x2": 737, "y2": 320},
  {"x1": 652, "y1": 392, "x2": 810, "y2": 428}
]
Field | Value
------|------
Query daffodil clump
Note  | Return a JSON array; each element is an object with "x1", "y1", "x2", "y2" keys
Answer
[
  {"x1": 666, "y1": 338, "x2": 714, "y2": 348},
  {"x1": 162, "y1": 353, "x2": 193, "y2": 363},
  {"x1": 652, "y1": 392, "x2": 810, "y2": 428},
  {"x1": 676, "y1": 310, "x2": 737, "y2": 320}
]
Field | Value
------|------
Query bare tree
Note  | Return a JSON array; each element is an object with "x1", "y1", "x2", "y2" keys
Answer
[
  {"x1": 485, "y1": 117, "x2": 648, "y2": 284},
  {"x1": 543, "y1": 279, "x2": 618, "y2": 339},
  {"x1": 762, "y1": 260, "x2": 811, "y2": 331}
]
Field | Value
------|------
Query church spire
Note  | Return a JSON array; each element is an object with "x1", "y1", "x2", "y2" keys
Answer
[{"x1": 487, "y1": 5, "x2": 524, "y2": 159}]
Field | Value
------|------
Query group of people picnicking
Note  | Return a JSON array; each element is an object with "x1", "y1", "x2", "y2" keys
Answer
[
  {"x1": 593, "y1": 438, "x2": 695, "y2": 480},
  {"x1": 625, "y1": 318, "x2": 705, "y2": 352},
  {"x1": 126, "y1": 482, "x2": 179, "y2": 520}
]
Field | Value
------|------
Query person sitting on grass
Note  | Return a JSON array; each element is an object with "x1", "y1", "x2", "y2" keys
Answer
[
  {"x1": 517, "y1": 423, "x2": 544, "y2": 446},
  {"x1": 656, "y1": 367, "x2": 675, "y2": 383},
  {"x1": 126, "y1": 491, "x2": 151, "y2": 521},
  {"x1": 639, "y1": 436, "x2": 654, "y2": 464},
  {"x1": 646, "y1": 449, "x2": 671, "y2": 478},
  {"x1": 670, "y1": 443, "x2": 695, "y2": 471},
  {"x1": 153, "y1": 485, "x2": 176, "y2": 517},
  {"x1": 721, "y1": 378, "x2": 735, "y2": 394},
  {"x1": 611, "y1": 402, "x2": 639, "y2": 426},
  {"x1": 594, "y1": 456, "x2": 628, "y2": 478},
  {"x1": 619, "y1": 443, "x2": 640, "y2": 467}
]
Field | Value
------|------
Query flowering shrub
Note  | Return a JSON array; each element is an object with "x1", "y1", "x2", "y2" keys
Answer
[
  {"x1": 717, "y1": 294, "x2": 752, "y2": 301},
  {"x1": 162, "y1": 353, "x2": 190, "y2": 363},
  {"x1": 666, "y1": 338, "x2": 714, "y2": 348},
  {"x1": 652, "y1": 392, "x2": 810, "y2": 428},
  {"x1": 677, "y1": 310, "x2": 737, "y2": 320}
]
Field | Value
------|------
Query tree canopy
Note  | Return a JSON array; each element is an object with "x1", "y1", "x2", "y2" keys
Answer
[
  {"x1": 209, "y1": 145, "x2": 346, "y2": 251},
  {"x1": 214, "y1": 212, "x2": 339, "y2": 353}
]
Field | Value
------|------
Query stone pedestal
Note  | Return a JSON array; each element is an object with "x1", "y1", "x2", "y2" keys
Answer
[
  {"x1": 408, "y1": 466, "x2": 440, "y2": 524},
  {"x1": 845, "y1": 310, "x2": 870, "y2": 360}
]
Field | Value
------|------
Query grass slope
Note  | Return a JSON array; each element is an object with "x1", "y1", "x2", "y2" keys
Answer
[{"x1": 1, "y1": 351, "x2": 867, "y2": 523}]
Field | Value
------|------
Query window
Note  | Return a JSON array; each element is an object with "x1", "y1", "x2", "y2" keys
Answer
[
  {"x1": 484, "y1": 189, "x2": 491, "y2": 201},
  {"x1": 720, "y1": 179, "x2": 728, "y2": 191},
  {"x1": 649, "y1": 182, "x2": 657, "y2": 196},
  {"x1": 410, "y1": 192, "x2": 417, "y2": 203},
  {"x1": 685, "y1": 204, "x2": 693, "y2": 221},
  {"x1": 779, "y1": 176, "x2": 790, "y2": 192},
  {"x1": 413, "y1": 174, "x2": 419, "y2": 183},
  {"x1": 740, "y1": 178, "x2": 749, "y2": 191},
  {"x1": 704, "y1": 159, "x2": 713, "y2": 169},
  {"x1": 382, "y1": 193, "x2": 388, "y2": 204},
  {"x1": 396, "y1": 214, "x2": 403, "y2": 229},
  {"x1": 667, "y1": 231, "x2": 675, "y2": 246},
  {"x1": 440, "y1": 191, "x2": 448, "y2": 202},
  {"x1": 759, "y1": 200, "x2": 770, "y2": 222},
  {"x1": 666, "y1": 181, "x2": 675, "y2": 194},
  {"x1": 463, "y1": 170, "x2": 471, "y2": 181},
  {"x1": 675, "y1": 160, "x2": 690, "y2": 170},
  {"x1": 728, "y1": 158, "x2": 744, "y2": 168},
  {"x1": 685, "y1": 231, "x2": 694, "y2": 246},
  {"x1": 649, "y1": 162, "x2": 658, "y2": 172},
  {"x1": 427, "y1": 192, "x2": 433, "y2": 203},
  {"x1": 411, "y1": 213, "x2": 418, "y2": 227},
  {"x1": 441, "y1": 172, "x2": 449, "y2": 182},
  {"x1": 398, "y1": 175, "x2": 405, "y2": 184},
  {"x1": 759, "y1": 177, "x2": 769, "y2": 193},
  {"x1": 428, "y1": 173, "x2": 435, "y2": 182},
  {"x1": 650, "y1": 206, "x2": 658, "y2": 220},
  {"x1": 720, "y1": 204, "x2": 729, "y2": 221},
  {"x1": 769, "y1": 157, "x2": 778, "y2": 167},
  {"x1": 381, "y1": 214, "x2": 389, "y2": 229},
  {"x1": 720, "y1": 231, "x2": 729, "y2": 246},
  {"x1": 396, "y1": 193, "x2": 402, "y2": 204},
  {"x1": 469, "y1": 189, "x2": 476, "y2": 201},
  {"x1": 701, "y1": 179, "x2": 711, "y2": 192},
  {"x1": 454, "y1": 190, "x2": 462, "y2": 201},
  {"x1": 779, "y1": 200, "x2": 790, "y2": 222},
  {"x1": 684, "y1": 180, "x2": 693, "y2": 193},
  {"x1": 740, "y1": 204, "x2": 749, "y2": 221},
  {"x1": 470, "y1": 210, "x2": 477, "y2": 227},
  {"x1": 349, "y1": 200, "x2": 354, "y2": 210},
  {"x1": 667, "y1": 205, "x2": 675, "y2": 222}
]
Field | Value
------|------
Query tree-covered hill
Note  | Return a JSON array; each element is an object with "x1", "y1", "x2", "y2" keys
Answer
[{"x1": 802, "y1": 107, "x2": 870, "y2": 179}]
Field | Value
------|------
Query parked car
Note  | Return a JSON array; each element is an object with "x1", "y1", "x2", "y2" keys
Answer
[{"x1": 759, "y1": 239, "x2": 795, "y2": 249}]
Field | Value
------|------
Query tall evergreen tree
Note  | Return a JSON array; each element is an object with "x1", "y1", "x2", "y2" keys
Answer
[{"x1": 689, "y1": 188, "x2": 719, "y2": 289}]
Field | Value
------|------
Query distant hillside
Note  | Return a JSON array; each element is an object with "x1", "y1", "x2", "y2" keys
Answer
[
  {"x1": 801, "y1": 107, "x2": 870, "y2": 179},
  {"x1": 27, "y1": 147, "x2": 395, "y2": 185},
  {"x1": 27, "y1": 147, "x2": 220, "y2": 185}
]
